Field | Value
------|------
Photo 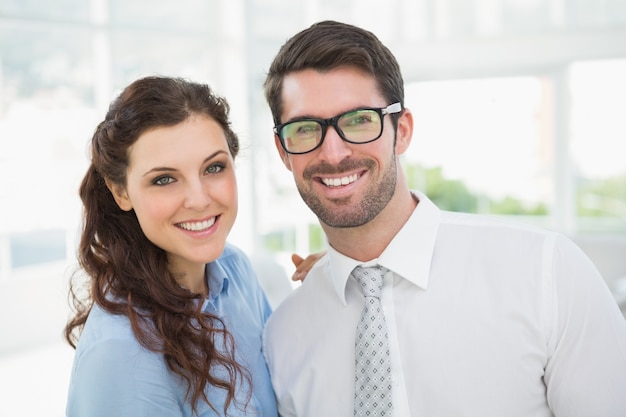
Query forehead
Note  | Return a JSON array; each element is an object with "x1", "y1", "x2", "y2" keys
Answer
[
  {"x1": 280, "y1": 67, "x2": 385, "y2": 120},
  {"x1": 127, "y1": 116, "x2": 229, "y2": 169}
]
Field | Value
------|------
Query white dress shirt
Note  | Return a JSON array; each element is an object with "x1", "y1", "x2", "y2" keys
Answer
[{"x1": 263, "y1": 191, "x2": 626, "y2": 417}]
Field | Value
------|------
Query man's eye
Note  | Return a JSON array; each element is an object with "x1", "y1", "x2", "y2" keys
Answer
[
  {"x1": 295, "y1": 123, "x2": 320, "y2": 135},
  {"x1": 344, "y1": 113, "x2": 374, "y2": 126}
]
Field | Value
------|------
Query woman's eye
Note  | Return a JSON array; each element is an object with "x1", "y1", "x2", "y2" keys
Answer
[
  {"x1": 206, "y1": 163, "x2": 225, "y2": 174},
  {"x1": 153, "y1": 176, "x2": 175, "y2": 186}
]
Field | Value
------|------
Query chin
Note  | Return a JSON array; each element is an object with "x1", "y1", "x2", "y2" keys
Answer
[{"x1": 200, "y1": 244, "x2": 227, "y2": 264}]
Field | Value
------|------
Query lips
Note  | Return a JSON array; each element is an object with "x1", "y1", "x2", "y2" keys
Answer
[{"x1": 176, "y1": 217, "x2": 217, "y2": 231}]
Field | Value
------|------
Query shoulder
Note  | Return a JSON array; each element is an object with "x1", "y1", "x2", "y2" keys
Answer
[
  {"x1": 68, "y1": 307, "x2": 180, "y2": 416},
  {"x1": 78, "y1": 303, "x2": 137, "y2": 347},
  {"x1": 73, "y1": 304, "x2": 156, "y2": 371},
  {"x1": 265, "y1": 255, "x2": 331, "y2": 332}
]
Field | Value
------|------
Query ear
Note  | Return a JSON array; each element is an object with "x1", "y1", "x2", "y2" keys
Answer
[
  {"x1": 274, "y1": 134, "x2": 293, "y2": 172},
  {"x1": 394, "y1": 108, "x2": 414, "y2": 156},
  {"x1": 105, "y1": 179, "x2": 133, "y2": 211}
]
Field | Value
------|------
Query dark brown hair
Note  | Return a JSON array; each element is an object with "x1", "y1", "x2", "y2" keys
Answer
[
  {"x1": 264, "y1": 20, "x2": 404, "y2": 127},
  {"x1": 65, "y1": 76, "x2": 247, "y2": 415}
]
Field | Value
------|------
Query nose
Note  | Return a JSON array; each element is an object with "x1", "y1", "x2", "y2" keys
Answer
[
  {"x1": 317, "y1": 126, "x2": 352, "y2": 164},
  {"x1": 183, "y1": 179, "x2": 212, "y2": 210}
]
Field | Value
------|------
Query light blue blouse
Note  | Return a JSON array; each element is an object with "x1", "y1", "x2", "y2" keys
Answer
[{"x1": 66, "y1": 243, "x2": 277, "y2": 417}]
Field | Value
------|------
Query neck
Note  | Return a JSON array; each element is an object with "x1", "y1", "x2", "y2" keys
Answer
[
  {"x1": 323, "y1": 188, "x2": 417, "y2": 262},
  {"x1": 169, "y1": 261, "x2": 208, "y2": 296}
]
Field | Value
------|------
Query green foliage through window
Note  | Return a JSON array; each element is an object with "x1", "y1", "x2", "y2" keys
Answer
[{"x1": 405, "y1": 163, "x2": 548, "y2": 215}]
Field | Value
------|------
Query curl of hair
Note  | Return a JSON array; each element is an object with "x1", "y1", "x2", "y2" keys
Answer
[
  {"x1": 264, "y1": 20, "x2": 404, "y2": 128},
  {"x1": 65, "y1": 76, "x2": 248, "y2": 415}
]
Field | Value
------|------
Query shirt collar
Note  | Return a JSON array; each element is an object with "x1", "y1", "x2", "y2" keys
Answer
[
  {"x1": 327, "y1": 190, "x2": 441, "y2": 305},
  {"x1": 205, "y1": 258, "x2": 230, "y2": 301}
]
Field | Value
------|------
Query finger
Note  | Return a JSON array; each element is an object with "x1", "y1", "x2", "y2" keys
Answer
[
  {"x1": 291, "y1": 253, "x2": 304, "y2": 267},
  {"x1": 292, "y1": 270, "x2": 306, "y2": 282}
]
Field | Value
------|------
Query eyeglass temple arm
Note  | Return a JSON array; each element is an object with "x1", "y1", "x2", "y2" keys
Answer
[{"x1": 383, "y1": 102, "x2": 402, "y2": 115}]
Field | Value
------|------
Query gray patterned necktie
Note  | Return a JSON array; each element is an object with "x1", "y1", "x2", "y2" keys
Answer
[{"x1": 352, "y1": 265, "x2": 393, "y2": 416}]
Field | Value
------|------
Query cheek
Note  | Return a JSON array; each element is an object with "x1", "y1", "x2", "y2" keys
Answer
[
  {"x1": 214, "y1": 174, "x2": 238, "y2": 210},
  {"x1": 227, "y1": 177, "x2": 239, "y2": 210},
  {"x1": 375, "y1": 137, "x2": 396, "y2": 162},
  {"x1": 132, "y1": 192, "x2": 176, "y2": 229},
  {"x1": 214, "y1": 176, "x2": 239, "y2": 232},
  {"x1": 285, "y1": 156, "x2": 307, "y2": 178}
]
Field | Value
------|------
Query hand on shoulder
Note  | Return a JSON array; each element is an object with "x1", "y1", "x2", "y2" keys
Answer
[{"x1": 291, "y1": 252, "x2": 325, "y2": 282}]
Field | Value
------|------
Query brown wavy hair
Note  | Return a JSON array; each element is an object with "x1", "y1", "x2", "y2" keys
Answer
[{"x1": 64, "y1": 76, "x2": 248, "y2": 415}]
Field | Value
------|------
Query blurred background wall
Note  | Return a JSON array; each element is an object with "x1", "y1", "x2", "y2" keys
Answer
[{"x1": 1, "y1": 0, "x2": 625, "y2": 415}]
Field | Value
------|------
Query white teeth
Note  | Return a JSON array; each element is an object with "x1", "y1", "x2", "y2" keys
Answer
[
  {"x1": 322, "y1": 174, "x2": 359, "y2": 187},
  {"x1": 178, "y1": 217, "x2": 216, "y2": 231}
]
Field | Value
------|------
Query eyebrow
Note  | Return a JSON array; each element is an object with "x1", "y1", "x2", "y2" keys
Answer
[
  {"x1": 141, "y1": 150, "x2": 229, "y2": 177},
  {"x1": 284, "y1": 105, "x2": 374, "y2": 124}
]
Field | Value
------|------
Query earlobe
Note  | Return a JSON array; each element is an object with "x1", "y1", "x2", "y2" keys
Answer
[
  {"x1": 105, "y1": 179, "x2": 133, "y2": 211},
  {"x1": 395, "y1": 108, "x2": 414, "y2": 155},
  {"x1": 274, "y1": 134, "x2": 293, "y2": 172}
]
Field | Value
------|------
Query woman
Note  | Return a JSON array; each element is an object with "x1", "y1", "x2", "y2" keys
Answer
[{"x1": 65, "y1": 76, "x2": 276, "y2": 416}]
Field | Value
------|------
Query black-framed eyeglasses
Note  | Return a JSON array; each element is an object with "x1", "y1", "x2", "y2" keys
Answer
[{"x1": 273, "y1": 102, "x2": 402, "y2": 155}]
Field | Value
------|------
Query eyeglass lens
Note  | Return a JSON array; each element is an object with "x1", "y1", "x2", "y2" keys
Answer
[{"x1": 280, "y1": 109, "x2": 382, "y2": 154}]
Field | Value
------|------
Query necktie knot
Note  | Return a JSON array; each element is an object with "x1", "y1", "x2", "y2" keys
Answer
[{"x1": 352, "y1": 265, "x2": 386, "y2": 299}]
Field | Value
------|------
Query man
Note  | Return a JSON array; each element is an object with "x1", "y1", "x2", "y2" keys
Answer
[{"x1": 262, "y1": 20, "x2": 626, "y2": 416}]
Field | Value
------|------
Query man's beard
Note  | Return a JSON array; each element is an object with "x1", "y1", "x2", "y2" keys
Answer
[{"x1": 297, "y1": 154, "x2": 397, "y2": 228}]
